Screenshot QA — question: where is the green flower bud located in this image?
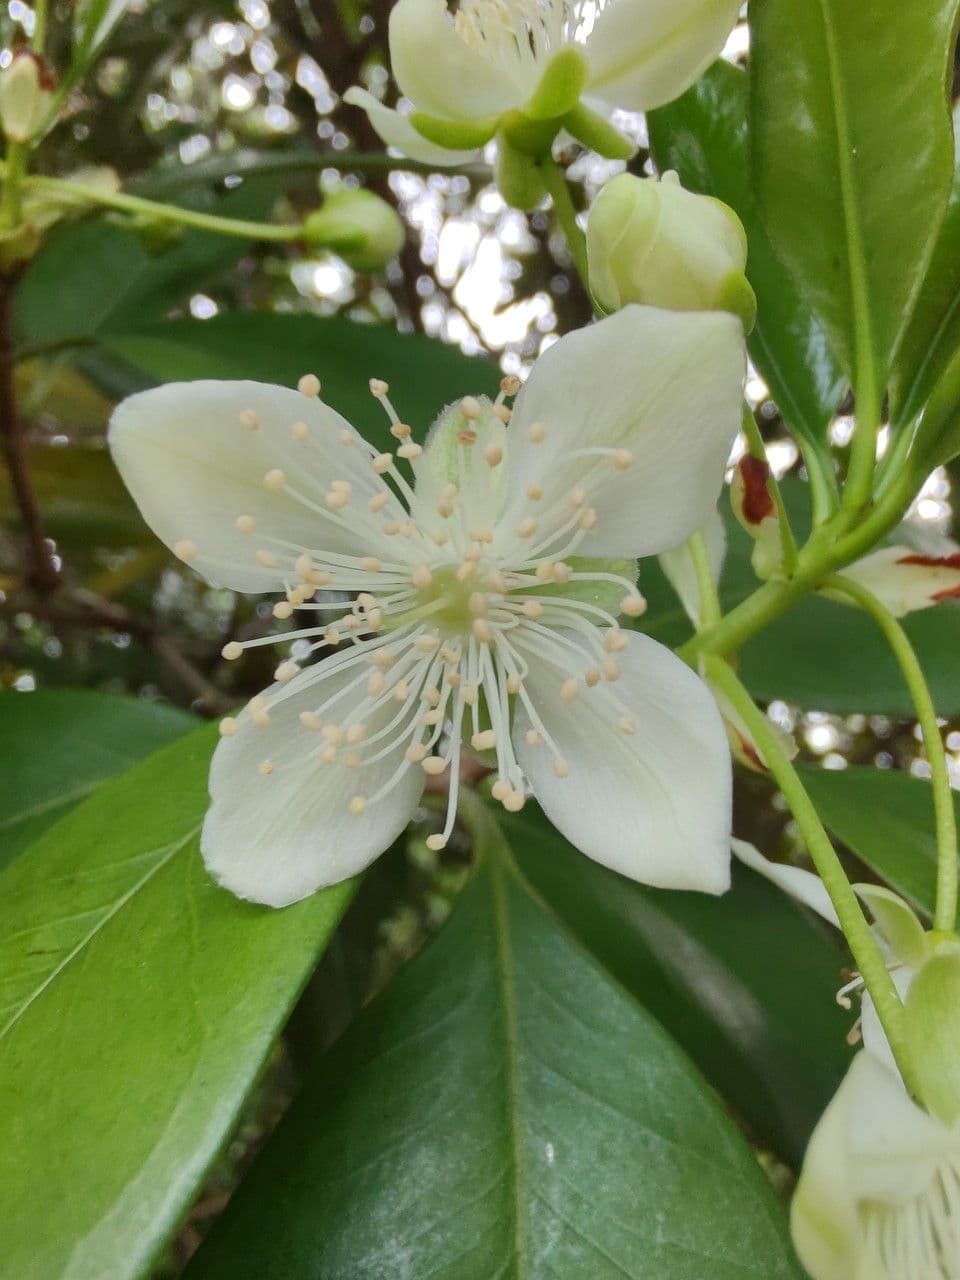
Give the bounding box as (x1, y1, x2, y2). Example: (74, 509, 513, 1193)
(0, 50, 55, 145)
(302, 188, 404, 272)
(586, 171, 756, 330)
(904, 939, 960, 1124)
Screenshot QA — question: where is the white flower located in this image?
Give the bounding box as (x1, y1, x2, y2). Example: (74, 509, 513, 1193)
(343, 0, 742, 168)
(109, 306, 744, 908)
(732, 841, 960, 1279)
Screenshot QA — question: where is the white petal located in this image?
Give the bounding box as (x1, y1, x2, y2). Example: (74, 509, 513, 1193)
(657, 510, 726, 626)
(513, 630, 731, 892)
(859, 966, 915, 1082)
(585, 0, 742, 112)
(502, 306, 745, 559)
(202, 651, 425, 907)
(731, 838, 840, 927)
(834, 543, 960, 617)
(388, 0, 521, 118)
(342, 88, 479, 167)
(109, 380, 407, 592)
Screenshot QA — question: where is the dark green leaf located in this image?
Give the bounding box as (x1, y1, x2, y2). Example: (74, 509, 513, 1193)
(891, 105, 960, 432)
(0, 688, 193, 869)
(502, 804, 850, 1169)
(190, 804, 802, 1280)
(648, 61, 845, 447)
(99, 312, 500, 447)
(800, 764, 960, 916)
(0, 725, 355, 1280)
(749, 0, 959, 406)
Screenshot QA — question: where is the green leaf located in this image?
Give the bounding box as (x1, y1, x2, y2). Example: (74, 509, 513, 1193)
(0, 724, 355, 1280)
(0, 688, 193, 869)
(648, 61, 845, 447)
(800, 764, 960, 916)
(99, 313, 500, 446)
(502, 804, 850, 1169)
(15, 176, 280, 350)
(891, 105, 960, 431)
(749, 0, 959, 407)
(189, 803, 802, 1279)
(637, 479, 960, 714)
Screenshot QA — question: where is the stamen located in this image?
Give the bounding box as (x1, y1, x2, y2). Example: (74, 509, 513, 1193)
(297, 373, 321, 397)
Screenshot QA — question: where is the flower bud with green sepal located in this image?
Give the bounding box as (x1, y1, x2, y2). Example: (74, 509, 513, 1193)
(302, 188, 405, 272)
(0, 50, 55, 145)
(586, 171, 756, 330)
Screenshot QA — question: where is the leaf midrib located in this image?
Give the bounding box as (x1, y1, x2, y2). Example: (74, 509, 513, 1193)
(0, 825, 200, 1041)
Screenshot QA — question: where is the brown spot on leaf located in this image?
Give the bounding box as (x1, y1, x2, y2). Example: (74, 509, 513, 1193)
(737, 455, 775, 525)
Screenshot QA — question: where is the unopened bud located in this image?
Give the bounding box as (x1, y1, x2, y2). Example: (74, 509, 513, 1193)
(730, 454, 781, 579)
(586, 171, 756, 330)
(0, 51, 55, 144)
(904, 941, 960, 1124)
(303, 188, 404, 271)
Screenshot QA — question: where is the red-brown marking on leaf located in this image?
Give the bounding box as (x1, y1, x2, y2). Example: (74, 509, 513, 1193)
(931, 585, 960, 603)
(897, 552, 960, 571)
(737, 455, 775, 525)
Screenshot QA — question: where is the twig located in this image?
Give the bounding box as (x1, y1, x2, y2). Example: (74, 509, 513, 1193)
(0, 275, 61, 591)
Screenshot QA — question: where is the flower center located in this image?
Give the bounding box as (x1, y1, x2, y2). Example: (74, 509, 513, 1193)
(860, 1151, 960, 1278)
(453, 0, 595, 88)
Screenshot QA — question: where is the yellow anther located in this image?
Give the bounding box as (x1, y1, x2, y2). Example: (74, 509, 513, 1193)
(240, 409, 259, 430)
(393, 679, 410, 702)
(603, 630, 628, 652)
(369, 491, 391, 513)
(620, 594, 647, 618)
(506, 674, 521, 695)
(411, 565, 433, 589)
(406, 742, 428, 763)
(526, 484, 543, 501)
(517, 517, 537, 538)
(322, 723, 344, 746)
(275, 660, 299, 682)
(291, 420, 310, 441)
(397, 442, 423, 461)
(584, 666, 601, 688)
(552, 562, 571, 584)
(602, 658, 621, 681)
(259, 759, 275, 776)
(373, 452, 393, 474)
(472, 729, 497, 751)
(619, 715, 637, 735)
(367, 671, 386, 695)
(503, 788, 525, 812)
(359, 556, 381, 573)
(500, 374, 521, 396)
(174, 539, 198, 562)
(613, 449, 633, 470)
(318, 744, 337, 764)
(390, 422, 412, 439)
(461, 395, 482, 419)
(299, 711, 322, 730)
(473, 618, 493, 643)
(560, 678, 579, 702)
(568, 486, 586, 508)
(456, 561, 477, 583)
(525, 728, 542, 746)
(413, 634, 441, 654)
(469, 591, 487, 616)
(491, 778, 511, 801)
(326, 488, 349, 509)
(256, 549, 279, 568)
(369, 377, 389, 397)
(273, 601, 294, 620)
(579, 507, 598, 531)
(422, 756, 448, 776)
(372, 650, 395, 669)
(425, 834, 447, 851)
(492, 404, 511, 423)
(552, 757, 570, 778)
(219, 717, 239, 737)
(235, 515, 255, 535)
(297, 373, 321, 397)
(349, 795, 367, 815)
(263, 468, 285, 490)
(521, 600, 543, 619)
(529, 422, 547, 443)
(222, 641, 243, 661)
(422, 684, 441, 707)
(484, 443, 503, 467)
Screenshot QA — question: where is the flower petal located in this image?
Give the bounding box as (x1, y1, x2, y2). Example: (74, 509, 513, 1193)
(513, 629, 731, 892)
(731, 838, 840, 927)
(584, 0, 742, 113)
(388, 0, 521, 119)
(109, 380, 407, 592)
(832, 543, 960, 616)
(202, 651, 425, 907)
(502, 305, 745, 559)
(657, 510, 726, 627)
(342, 88, 479, 166)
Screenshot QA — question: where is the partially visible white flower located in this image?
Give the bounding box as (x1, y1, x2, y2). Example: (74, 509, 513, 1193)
(109, 305, 745, 907)
(733, 840, 960, 1280)
(344, 0, 742, 170)
(830, 542, 960, 617)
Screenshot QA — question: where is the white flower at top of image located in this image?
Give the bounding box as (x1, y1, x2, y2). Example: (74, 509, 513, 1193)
(343, 0, 743, 168)
(109, 305, 745, 908)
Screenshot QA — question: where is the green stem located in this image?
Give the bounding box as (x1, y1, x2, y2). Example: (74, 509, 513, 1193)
(31, 0, 49, 51)
(0, 144, 27, 231)
(706, 655, 920, 1093)
(842, 385, 880, 516)
(21, 174, 306, 242)
(680, 462, 918, 663)
(826, 573, 958, 934)
(538, 159, 589, 287)
(740, 405, 800, 573)
(687, 530, 721, 628)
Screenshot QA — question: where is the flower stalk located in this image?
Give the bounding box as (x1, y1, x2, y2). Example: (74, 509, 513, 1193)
(538, 159, 589, 287)
(705, 653, 922, 1097)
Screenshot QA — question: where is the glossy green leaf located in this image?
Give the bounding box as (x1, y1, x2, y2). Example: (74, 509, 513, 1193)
(15, 176, 280, 350)
(0, 688, 193, 869)
(637, 480, 960, 714)
(800, 764, 960, 917)
(750, 0, 959, 407)
(0, 725, 355, 1280)
(892, 105, 960, 431)
(648, 61, 845, 446)
(502, 804, 850, 1169)
(190, 804, 802, 1279)
(99, 312, 500, 446)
